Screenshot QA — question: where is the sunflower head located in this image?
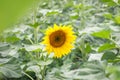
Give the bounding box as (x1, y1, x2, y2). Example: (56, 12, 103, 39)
(43, 24, 76, 58)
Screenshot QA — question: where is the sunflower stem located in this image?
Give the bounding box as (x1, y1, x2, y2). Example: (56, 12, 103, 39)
(22, 71, 34, 80)
(78, 45, 87, 62)
(33, 0, 38, 44)
(42, 66, 46, 80)
(32, 1, 45, 80)
(40, 54, 48, 80)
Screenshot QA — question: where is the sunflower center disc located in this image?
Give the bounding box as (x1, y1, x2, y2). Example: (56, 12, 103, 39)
(49, 30, 66, 47)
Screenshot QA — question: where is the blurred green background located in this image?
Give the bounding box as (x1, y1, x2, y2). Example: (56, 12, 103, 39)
(0, 0, 36, 32)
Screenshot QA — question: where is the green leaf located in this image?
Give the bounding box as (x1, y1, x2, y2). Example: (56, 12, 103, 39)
(38, 59, 53, 66)
(85, 43, 92, 53)
(91, 30, 111, 39)
(27, 65, 40, 73)
(0, 43, 11, 57)
(101, 0, 112, 2)
(46, 10, 60, 16)
(24, 44, 43, 52)
(46, 61, 107, 80)
(70, 13, 79, 19)
(101, 51, 116, 61)
(8, 49, 18, 58)
(107, 66, 120, 80)
(98, 43, 116, 52)
(39, 9, 61, 16)
(6, 36, 20, 43)
(103, 13, 113, 19)
(0, 43, 10, 51)
(101, 0, 117, 6)
(114, 16, 120, 25)
(88, 53, 103, 61)
(0, 58, 11, 65)
(0, 64, 22, 78)
(28, 22, 40, 28)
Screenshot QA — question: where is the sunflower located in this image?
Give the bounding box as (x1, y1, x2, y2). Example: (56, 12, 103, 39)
(43, 24, 76, 58)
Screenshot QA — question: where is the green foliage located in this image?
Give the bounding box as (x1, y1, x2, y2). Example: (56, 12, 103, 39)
(91, 30, 111, 39)
(46, 61, 108, 80)
(103, 13, 113, 19)
(101, 51, 116, 61)
(114, 16, 120, 25)
(0, 64, 22, 78)
(98, 43, 116, 52)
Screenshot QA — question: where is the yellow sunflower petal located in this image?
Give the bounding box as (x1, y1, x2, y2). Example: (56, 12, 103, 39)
(42, 24, 76, 58)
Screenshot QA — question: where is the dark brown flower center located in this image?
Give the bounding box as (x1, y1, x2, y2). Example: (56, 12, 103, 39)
(49, 30, 66, 47)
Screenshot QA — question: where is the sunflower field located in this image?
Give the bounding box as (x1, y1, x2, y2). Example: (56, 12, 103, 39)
(1, 0, 120, 80)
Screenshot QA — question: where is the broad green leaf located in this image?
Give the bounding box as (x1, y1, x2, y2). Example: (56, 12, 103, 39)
(74, 3, 84, 9)
(70, 13, 79, 19)
(101, 51, 116, 61)
(91, 30, 111, 39)
(114, 16, 120, 25)
(38, 59, 53, 66)
(24, 44, 43, 52)
(103, 13, 113, 19)
(46, 61, 107, 80)
(101, 0, 112, 2)
(107, 1, 117, 6)
(0, 58, 11, 65)
(6, 36, 20, 43)
(46, 10, 61, 16)
(88, 53, 103, 61)
(98, 43, 116, 52)
(107, 66, 120, 80)
(28, 22, 40, 28)
(39, 9, 61, 16)
(8, 49, 18, 58)
(101, 0, 117, 6)
(39, 9, 50, 15)
(0, 64, 22, 78)
(0, 43, 11, 57)
(27, 65, 40, 74)
(0, 43, 10, 51)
